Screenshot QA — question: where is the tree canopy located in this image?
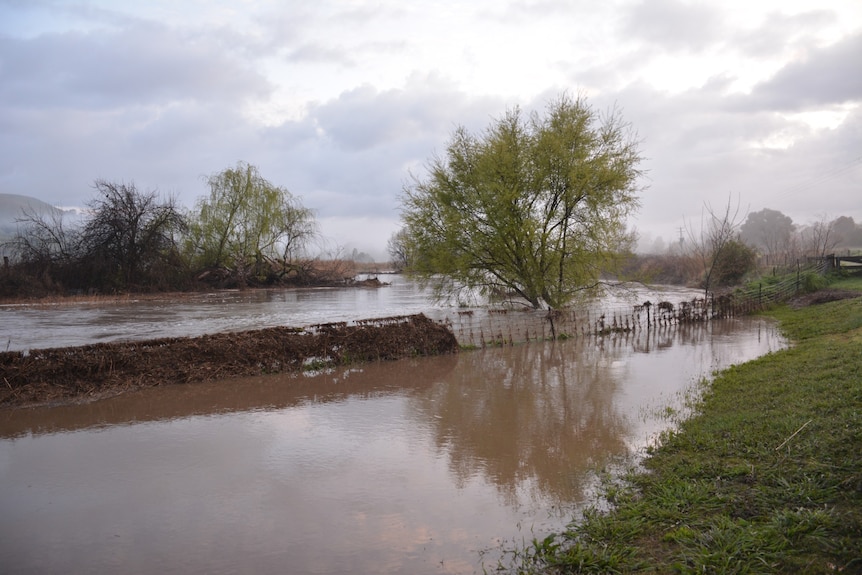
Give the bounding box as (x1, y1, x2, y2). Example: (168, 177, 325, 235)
(740, 208, 794, 258)
(399, 94, 643, 309)
(187, 162, 316, 282)
(387, 228, 412, 271)
(81, 180, 187, 289)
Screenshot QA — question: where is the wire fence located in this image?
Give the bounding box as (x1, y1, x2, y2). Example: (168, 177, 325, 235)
(310, 259, 833, 349)
(435, 298, 717, 348)
(428, 258, 833, 348)
(734, 257, 831, 308)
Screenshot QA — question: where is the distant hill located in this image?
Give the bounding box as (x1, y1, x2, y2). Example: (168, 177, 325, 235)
(0, 193, 65, 239)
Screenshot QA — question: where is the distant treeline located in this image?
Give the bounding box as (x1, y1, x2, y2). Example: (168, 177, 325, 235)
(639, 209, 862, 258)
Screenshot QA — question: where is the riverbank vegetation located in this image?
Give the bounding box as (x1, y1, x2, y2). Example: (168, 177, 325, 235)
(0, 163, 374, 299)
(505, 273, 862, 574)
(619, 208, 862, 293)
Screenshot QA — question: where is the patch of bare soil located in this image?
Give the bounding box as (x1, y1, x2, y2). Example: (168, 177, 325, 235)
(787, 289, 862, 309)
(0, 314, 458, 409)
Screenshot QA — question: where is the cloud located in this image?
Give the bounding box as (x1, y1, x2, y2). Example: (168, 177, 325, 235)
(734, 10, 837, 58)
(621, 0, 725, 52)
(595, 76, 861, 238)
(0, 23, 271, 110)
(1, 0, 860, 255)
(259, 78, 507, 218)
(286, 43, 356, 66)
(746, 32, 862, 110)
(312, 81, 475, 151)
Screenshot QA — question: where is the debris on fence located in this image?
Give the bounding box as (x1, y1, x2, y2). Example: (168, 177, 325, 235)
(444, 291, 769, 348)
(0, 314, 458, 407)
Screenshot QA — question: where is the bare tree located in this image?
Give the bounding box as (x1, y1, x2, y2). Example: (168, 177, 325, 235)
(686, 195, 748, 297)
(6, 206, 79, 270)
(798, 215, 839, 258)
(81, 180, 187, 289)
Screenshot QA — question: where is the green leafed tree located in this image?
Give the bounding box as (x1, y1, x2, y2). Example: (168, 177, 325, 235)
(711, 238, 757, 287)
(387, 227, 412, 271)
(400, 93, 643, 309)
(187, 162, 316, 283)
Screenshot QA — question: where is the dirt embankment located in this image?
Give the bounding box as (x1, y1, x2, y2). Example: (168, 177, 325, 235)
(787, 289, 862, 308)
(0, 314, 458, 409)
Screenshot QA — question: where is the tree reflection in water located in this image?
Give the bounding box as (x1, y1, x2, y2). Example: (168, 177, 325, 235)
(412, 337, 628, 509)
(410, 317, 783, 511)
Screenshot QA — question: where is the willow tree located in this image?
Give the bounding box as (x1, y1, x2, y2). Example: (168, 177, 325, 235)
(400, 94, 643, 309)
(188, 162, 316, 282)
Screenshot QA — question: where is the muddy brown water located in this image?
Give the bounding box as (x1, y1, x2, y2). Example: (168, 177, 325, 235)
(0, 275, 440, 352)
(0, 317, 785, 574)
(0, 275, 710, 352)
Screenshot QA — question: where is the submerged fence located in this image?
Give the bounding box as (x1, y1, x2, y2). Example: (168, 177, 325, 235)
(436, 297, 733, 348)
(433, 258, 832, 348)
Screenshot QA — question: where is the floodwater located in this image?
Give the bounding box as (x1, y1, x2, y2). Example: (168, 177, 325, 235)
(0, 311, 785, 574)
(0, 275, 704, 352)
(0, 275, 443, 352)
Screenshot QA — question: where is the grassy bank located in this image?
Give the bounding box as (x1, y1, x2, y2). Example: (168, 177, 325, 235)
(510, 278, 862, 574)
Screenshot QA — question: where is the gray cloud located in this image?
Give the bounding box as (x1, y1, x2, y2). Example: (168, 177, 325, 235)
(621, 0, 725, 52)
(259, 79, 507, 219)
(746, 32, 862, 110)
(480, 0, 594, 21)
(313, 83, 462, 151)
(0, 24, 271, 110)
(734, 10, 836, 58)
(286, 43, 357, 66)
(0, 0, 859, 256)
(593, 77, 861, 238)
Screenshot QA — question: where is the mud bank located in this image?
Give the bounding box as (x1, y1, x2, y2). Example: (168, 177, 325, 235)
(0, 314, 458, 408)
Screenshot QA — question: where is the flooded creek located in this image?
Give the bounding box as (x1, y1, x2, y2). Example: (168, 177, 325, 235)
(0, 275, 440, 353)
(0, 317, 786, 574)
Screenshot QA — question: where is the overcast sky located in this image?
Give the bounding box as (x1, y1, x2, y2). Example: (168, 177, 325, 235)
(1, 0, 860, 258)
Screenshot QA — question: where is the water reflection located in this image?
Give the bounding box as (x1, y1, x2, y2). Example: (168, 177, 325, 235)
(415, 341, 628, 508)
(0, 318, 785, 575)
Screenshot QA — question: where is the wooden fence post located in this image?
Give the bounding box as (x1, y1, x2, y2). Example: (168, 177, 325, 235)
(796, 260, 800, 294)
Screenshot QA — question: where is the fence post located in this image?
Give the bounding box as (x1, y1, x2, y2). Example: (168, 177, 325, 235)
(796, 260, 800, 294)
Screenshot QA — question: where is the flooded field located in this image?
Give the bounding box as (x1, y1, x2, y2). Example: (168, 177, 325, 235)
(0, 316, 785, 574)
(0, 276, 706, 352)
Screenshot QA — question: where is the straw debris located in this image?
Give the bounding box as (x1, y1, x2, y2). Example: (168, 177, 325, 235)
(0, 314, 457, 407)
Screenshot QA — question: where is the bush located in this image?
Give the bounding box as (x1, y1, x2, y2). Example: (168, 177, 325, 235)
(800, 272, 828, 293)
(712, 240, 757, 287)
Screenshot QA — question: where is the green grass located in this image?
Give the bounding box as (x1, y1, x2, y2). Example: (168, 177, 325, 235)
(828, 270, 862, 292)
(506, 282, 862, 574)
